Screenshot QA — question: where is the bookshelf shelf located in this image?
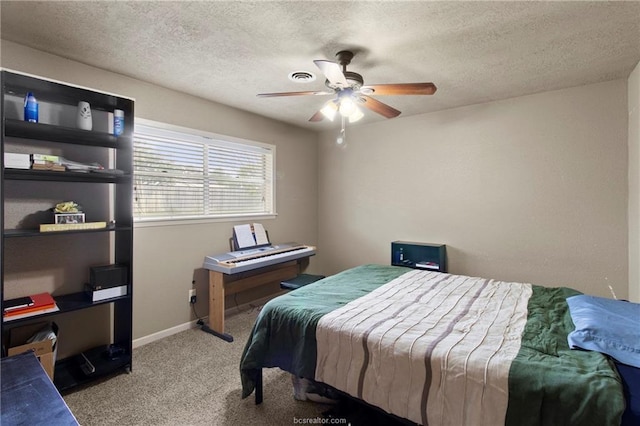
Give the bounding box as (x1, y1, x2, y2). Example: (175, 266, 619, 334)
(4, 119, 120, 148)
(3, 168, 131, 183)
(3, 225, 132, 238)
(3, 293, 130, 325)
(54, 344, 132, 392)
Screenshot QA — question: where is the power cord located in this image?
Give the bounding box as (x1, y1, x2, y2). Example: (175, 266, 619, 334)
(234, 292, 262, 315)
(191, 301, 204, 326)
(234, 293, 240, 312)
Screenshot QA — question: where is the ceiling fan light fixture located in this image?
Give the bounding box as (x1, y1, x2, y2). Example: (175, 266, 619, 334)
(320, 100, 338, 121)
(348, 106, 364, 123)
(338, 96, 357, 117)
(336, 93, 363, 123)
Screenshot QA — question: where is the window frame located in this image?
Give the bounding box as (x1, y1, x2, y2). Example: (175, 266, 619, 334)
(132, 118, 277, 227)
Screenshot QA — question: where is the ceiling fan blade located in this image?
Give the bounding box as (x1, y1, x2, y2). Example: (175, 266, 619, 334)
(257, 90, 333, 97)
(309, 110, 325, 122)
(313, 60, 348, 88)
(362, 83, 437, 96)
(359, 95, 401, 119)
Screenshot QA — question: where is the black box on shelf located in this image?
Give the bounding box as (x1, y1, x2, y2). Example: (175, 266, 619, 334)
(89, 264, 128, 290)
(391, 241, 447, 272)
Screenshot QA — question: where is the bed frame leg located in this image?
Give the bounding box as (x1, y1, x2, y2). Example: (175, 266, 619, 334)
(255, 369, 263, 405)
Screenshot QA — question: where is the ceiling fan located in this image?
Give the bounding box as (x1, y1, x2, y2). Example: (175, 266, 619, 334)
(257, 50, 437, 123)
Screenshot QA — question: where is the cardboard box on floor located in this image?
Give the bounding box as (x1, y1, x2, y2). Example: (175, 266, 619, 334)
(7, 321, 58, 381)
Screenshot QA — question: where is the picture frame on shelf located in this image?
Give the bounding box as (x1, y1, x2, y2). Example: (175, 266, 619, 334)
(54, 213, 85, 224)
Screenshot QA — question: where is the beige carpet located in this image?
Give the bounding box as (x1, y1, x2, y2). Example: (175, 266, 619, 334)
(62, 308, 332, 425)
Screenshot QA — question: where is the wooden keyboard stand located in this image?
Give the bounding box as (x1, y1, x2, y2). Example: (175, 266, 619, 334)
(204, 258, 308, 341)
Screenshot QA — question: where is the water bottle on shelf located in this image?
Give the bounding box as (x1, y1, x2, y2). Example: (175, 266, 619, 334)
(24, 92, 39, 123)
(114, 109, 124, 136)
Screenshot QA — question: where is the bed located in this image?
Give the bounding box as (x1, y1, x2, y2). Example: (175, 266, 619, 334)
(240, 264, 628, 425)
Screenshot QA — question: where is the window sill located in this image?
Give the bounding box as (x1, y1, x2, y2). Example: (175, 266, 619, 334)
(133, 214, 277, 228)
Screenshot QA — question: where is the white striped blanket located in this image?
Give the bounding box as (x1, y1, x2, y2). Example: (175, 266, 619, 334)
(315, 270, 532, 426)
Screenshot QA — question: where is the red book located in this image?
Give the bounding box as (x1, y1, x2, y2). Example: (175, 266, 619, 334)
(3, 293, 56, 317)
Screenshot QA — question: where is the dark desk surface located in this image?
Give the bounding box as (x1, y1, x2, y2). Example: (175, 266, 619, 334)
(1, 351, 79, 426)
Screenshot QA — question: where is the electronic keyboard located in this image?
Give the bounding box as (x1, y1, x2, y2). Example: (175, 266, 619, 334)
(203, 242, 315, 274)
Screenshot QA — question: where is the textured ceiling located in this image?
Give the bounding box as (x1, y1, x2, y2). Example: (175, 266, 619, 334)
(1, 1, 639, 131)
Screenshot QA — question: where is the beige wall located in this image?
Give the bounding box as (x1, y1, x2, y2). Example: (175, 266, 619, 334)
(318, 80, 629, 299)
(629, 61, 640, 303)
(1, 39, 633, 346)
(1, 41, 319, 341)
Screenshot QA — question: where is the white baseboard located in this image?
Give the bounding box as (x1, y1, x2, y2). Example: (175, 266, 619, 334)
(132, 319, 201, 349)
(132, 290, 287, 348)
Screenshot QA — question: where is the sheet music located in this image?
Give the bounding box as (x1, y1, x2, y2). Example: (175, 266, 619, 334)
(234, 224, 256, 249)
(253, 223, 269, 245)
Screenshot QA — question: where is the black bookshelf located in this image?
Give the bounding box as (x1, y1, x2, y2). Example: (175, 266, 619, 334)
(1, 70, 135, 391)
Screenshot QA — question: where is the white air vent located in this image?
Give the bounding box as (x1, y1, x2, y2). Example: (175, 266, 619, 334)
(288, 71, 316, 83)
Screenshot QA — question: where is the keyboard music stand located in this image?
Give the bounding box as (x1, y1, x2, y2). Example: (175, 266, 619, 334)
(228, 230, 271, 252)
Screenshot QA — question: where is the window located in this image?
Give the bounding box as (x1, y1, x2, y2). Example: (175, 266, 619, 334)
(133, 120, 275, 222)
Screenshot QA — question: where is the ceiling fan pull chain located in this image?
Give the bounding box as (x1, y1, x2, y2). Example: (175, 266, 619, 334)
(337, 116, 346, 145)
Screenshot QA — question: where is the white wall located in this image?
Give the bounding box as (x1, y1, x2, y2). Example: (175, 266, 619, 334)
(1, 41, 319, 341)
(318, 80, 629, 299)
(629, 61, 640, 302)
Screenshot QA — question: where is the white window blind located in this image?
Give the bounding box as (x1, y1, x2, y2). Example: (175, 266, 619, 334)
(133, 122, 274, 221)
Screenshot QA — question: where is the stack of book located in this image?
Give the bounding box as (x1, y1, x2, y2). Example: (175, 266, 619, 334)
(58, 157, 104, 172)
(3, 293, 60, 322)
(31, 154, 65, 171)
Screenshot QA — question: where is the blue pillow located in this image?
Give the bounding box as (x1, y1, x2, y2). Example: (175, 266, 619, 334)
(566, 295, 640, 368)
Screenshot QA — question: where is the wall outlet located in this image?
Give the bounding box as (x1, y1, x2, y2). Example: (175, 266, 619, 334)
(189, 289, 196, 304)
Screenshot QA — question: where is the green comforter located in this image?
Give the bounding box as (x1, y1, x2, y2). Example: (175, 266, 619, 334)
(240, 264, 625, 425)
